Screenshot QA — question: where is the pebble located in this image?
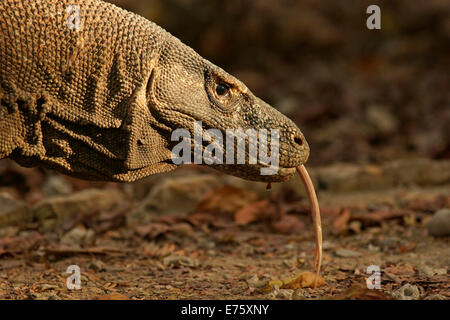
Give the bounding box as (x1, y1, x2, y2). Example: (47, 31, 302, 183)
(275, 289, 294, 300)
(426, 208, 450, 237)
(129, 175, 222, 224)
(322, 240, 336, 250)
(392, 284, 420, 300)
(335, 249, 362, 258)
(60, 227, 95, 246)
(162, 254, 199, 268)
(419, 266, 447, 277)
(42, 175, 73, 196)
(367, 244, 380, 252)
(0, 193, 32, 227)
(265, 286, 294, 300)
(33, 189, 125, 231)
(0, 226, 19, 237)
(246, 274, 270, 289)
(89, 260, 107, 272)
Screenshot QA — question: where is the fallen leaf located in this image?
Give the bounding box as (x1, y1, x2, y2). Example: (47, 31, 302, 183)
(94, 293, 130, 300)
(330, 285, 394, 300)
(332, 208, 351, 235)
(185, 212, 215, 227)
(272, 214, 304, 234)
(384, 265, 417, 276)
(197, 186, 259, 214)
(234, 200, 273, 225)
(263, 271, 325, 292)
(135, 223, 169, 239)
(351, 209, 415, 226)
(281, 271, 326, 289)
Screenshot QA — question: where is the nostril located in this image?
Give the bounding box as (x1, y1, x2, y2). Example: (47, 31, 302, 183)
(293, 135, 304, 147)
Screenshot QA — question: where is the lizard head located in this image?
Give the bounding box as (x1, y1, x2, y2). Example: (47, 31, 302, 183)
(147, 36, 309, 182)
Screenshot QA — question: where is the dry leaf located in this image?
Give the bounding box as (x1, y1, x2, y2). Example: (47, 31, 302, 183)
(234, 200, 273, 225)
(272, 214, 304, 234)
(281, 271, 326, 289)
(135, 223, 169, 239)
(197, 186, 259, 214)
(332, 208, 351, 235)
(263, 271, 325, 292)
(94, 293, 130, 300)
(351, 209, 413, 226)
(330, 285, 394, 300)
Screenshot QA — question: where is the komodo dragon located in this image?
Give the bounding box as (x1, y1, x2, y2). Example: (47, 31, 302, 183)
(0, 0, 322, 284)
(0, 0, 309, 183)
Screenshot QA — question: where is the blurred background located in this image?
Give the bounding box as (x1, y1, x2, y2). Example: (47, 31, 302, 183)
(111, 0, 450, 166)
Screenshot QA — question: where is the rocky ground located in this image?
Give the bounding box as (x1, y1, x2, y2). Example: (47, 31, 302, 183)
(0, 158, 448, 300)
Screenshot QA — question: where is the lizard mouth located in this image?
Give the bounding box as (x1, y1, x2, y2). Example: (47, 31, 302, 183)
(260, 163, 298, 180)
(154, 110, 304, 181)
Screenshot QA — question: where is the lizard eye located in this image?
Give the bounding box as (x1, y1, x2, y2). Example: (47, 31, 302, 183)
(215, 83, 230, 97)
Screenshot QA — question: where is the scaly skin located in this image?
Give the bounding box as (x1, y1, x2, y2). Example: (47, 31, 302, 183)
(0, 0, 309, 183)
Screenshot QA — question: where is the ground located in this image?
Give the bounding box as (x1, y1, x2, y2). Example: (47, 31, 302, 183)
(0, 159, 448, 300)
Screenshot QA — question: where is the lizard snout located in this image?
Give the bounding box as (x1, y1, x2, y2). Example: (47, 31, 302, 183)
(281, 127, 310, 167)
(293, 134, 305, 147)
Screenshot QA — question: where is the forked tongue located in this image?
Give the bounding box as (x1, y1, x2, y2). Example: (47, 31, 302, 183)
(297, 165, 323, 288)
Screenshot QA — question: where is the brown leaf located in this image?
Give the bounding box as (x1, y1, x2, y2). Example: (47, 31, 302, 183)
(197, 186, 259, 214)
(234, 200, 273, 225)
(330, 285, 394, 300)
(272, 214, 304, 234)
(94, 293, 130, 300)
(384, 265, 417, 276)
(281, 271, 326, 289)
(135, 223, 169, 239)
(351, 209, 414, 226)
(185, 212, 215, 227)
(332, 208, 351, 235)
(143, 242, 176, 258)
(264, 271, 325, 292)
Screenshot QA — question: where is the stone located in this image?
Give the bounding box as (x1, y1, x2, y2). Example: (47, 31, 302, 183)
(162, 254, 199, 268)
(60, 227, 95, 246)
(313, 163, 390, 193)
(384, 158, 450, 187)
(366, 105, 398, 135)
(89, 260, 107, 272)
(419, 265, 448, 277)
(335, 249, 362, 258)
(0, 192, 32, 227)
(129, 174, 223, 224)
(0, 226, 19, 237)
(312, 159, 450, 193)
(42, 175, 73, 196)
(246, 274, 271, 289)
(127, 167, 278, 225)
(426, 208, 450, 237)
(33, 189, 125, 231)
(275, 289, 294, 300)
(265, 285, 294, 300)
(392, 284, 420, 300)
